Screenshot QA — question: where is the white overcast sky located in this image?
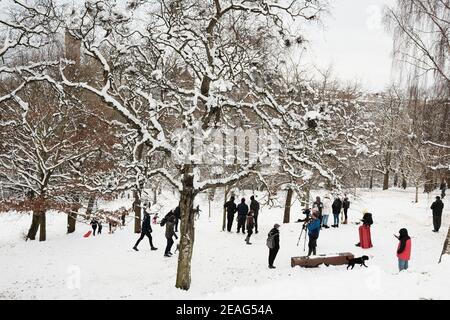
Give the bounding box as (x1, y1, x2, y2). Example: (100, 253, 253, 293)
(303, 0, 397, 92)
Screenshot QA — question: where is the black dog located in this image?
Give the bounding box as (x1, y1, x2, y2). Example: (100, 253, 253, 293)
(346, 256, 369, 269)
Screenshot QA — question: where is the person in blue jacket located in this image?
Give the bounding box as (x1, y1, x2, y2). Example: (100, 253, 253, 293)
(307, 210, 321, 256)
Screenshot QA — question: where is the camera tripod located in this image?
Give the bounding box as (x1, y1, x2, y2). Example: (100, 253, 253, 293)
(297, 224, 308, 252)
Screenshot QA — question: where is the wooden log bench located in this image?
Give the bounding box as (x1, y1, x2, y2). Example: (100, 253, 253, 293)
(291, 252, 355, 268)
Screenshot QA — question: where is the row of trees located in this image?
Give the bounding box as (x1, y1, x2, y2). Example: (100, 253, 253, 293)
(0, 0, 448, 289)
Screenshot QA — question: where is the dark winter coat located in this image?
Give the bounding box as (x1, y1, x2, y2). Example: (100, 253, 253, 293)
(237, 202, 249, 217)
(173, 206, 181, 219)
(343, 198, 350, 210)
(246, 214, 255, 230)
(268, 228, 280, 249)
(332, 198, 343, 215)
(362, 213, 373, 226)
(224, 200, 237, 215)
(313, 201, 323, 215)
(165, 219, 177, 239)
(250, 199, 260, 216)
(431, 199, 444, 216)
(142, 213, 152, 233)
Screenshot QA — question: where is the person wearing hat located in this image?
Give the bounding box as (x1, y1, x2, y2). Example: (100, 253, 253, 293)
(268, 224, 280, 269)
(307, 210, 321, 256)
(430, 196, 444, 232)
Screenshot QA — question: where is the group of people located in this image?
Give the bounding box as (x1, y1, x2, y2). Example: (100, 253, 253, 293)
(224, 195, 260, 245)
(90, 216, 123, 235)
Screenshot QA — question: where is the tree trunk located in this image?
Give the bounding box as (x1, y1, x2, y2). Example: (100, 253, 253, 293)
(415, 184, 419, 203)
(283, 188, 293, 224)
(393, 172, 398, 187)
(369, 170, 374, 189)
(133, 190, 142, 234)
(39, 211, 46, 241)
(222, 186, 229, 231)
(85, 195, 96, 220)
(402, 175, 407, 189)
(176, 166, 195, 290)
(383, 170, 389, 190)
(153, 188, 157, 205)
(439, 225, 450, 263)
(27, 211, 40, 240)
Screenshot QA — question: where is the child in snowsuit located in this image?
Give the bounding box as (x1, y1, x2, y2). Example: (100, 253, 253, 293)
(396, 228, 411, 272)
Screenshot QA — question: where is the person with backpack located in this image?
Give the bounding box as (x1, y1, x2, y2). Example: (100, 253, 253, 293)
(267, 224, 280, 269)
(342, 195, 350, 224)
(164, 215, 178, 257)
(133, 211, 158, 251)
(90, 218, 98, 236)
(250, 195, 260, 234)
(332, 196, 343, 228)
(430, 196, 444, 232)
(245, 210, 255, 245)
(237, 198, 249, 234)
(396, 228, 412, 272)
(224, 196, 237, 232)
(307, 210, 321, 256)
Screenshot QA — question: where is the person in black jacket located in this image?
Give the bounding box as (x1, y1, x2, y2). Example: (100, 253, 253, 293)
(173, 206, 181, 232)
(237, 198, 249, 234)
(90, 218, 98, 236)
(431, 196, 444, 232)
(342, 196, 350, 224)
(250, 195, 260, 233)
(332, 197, 343, 228)
(268, 224, 280, 269)
(133, 211, 158, 251)
(224, 196, 237, 232)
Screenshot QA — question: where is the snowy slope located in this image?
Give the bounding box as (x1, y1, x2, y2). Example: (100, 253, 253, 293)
(0, 188, 449, 300)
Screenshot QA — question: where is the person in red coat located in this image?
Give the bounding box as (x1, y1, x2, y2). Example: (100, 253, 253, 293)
(396, 228, 411, 272)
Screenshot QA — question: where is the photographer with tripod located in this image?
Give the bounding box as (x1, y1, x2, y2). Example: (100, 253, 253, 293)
(297, 209, 321, 256)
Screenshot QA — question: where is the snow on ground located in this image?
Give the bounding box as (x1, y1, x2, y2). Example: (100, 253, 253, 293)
(0, 188, 449, 300)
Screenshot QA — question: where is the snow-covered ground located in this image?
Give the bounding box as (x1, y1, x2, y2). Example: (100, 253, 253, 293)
(0, 188, 449, 300)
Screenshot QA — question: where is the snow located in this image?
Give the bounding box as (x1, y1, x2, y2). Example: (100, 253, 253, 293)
(0, 188, 449, 300)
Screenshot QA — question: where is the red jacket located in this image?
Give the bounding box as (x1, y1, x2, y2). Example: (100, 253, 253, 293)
(397, 239, 412, 261)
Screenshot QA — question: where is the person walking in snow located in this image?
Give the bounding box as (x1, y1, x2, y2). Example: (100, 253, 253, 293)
(431, 196, 444, 232)
(321, 194, 332, 229)
(396, 228, 412, 272)
(267, 224, 280, 269)
(97, 219, 103, 235)
(250, 195, 260, 234)
(224, 196, 237, 232)
(237, 198, 249, 234)
(342, 195, 350, 224)
(245, 210, 255, 245)
(90, 218, 98, 236)
(307, 210, 321, 256)
(133, 211, 158, 251)
(332, 196, 343, 228)
(312, 196, 324, 225)
(164, 215, 178, 257)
